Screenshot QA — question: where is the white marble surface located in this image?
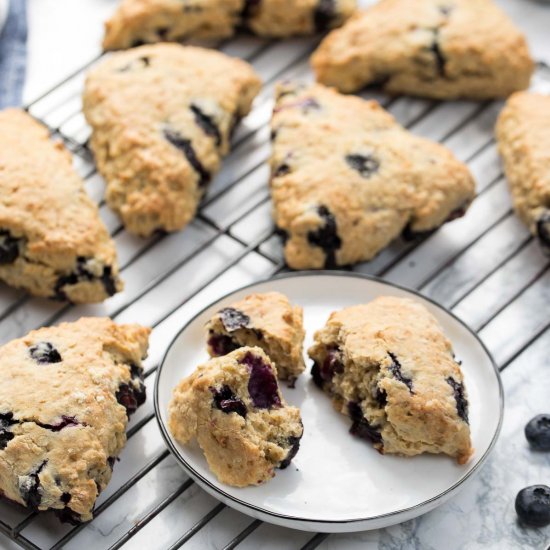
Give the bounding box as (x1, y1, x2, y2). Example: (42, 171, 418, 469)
(0, 1, 549, 549)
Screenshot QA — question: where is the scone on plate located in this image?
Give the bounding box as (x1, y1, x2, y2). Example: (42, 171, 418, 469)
(83, 44, 261, 237)
(0, 318, 150, 523)
(168, 347, 303, 487)
(206, 292, 305, 383)
(496, 92, 550, 252)
(311, 0, 533, 99)
(270, 82, 476, 269)
(0, 109, 123, 303)
(103, 0, 357, 50)
(308, 296, 473, 464)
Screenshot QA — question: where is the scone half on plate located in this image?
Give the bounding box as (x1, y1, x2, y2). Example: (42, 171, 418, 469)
(206, 291, 306, 383)
(308, 296, 473, 464)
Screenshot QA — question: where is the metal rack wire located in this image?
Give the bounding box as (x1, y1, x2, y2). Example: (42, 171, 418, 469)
(0, 33, 549, 549)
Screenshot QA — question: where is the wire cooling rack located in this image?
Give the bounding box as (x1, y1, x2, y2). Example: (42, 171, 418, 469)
(0, 32, 549, 550)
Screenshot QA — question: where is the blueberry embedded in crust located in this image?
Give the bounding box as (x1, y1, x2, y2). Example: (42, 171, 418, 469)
(218, 307, 251, 332)
(279, 431, 303, 469)
(0, 412, 16, 450)
(208, 332, 240, 356)
(446, 376, 469, 423)
(115, 364, 146, 418)
(239, 351, 281, 409)
(19, 460, 48, 509)
(190, 104, 222, 147)
(307, 205, 342, 268)
(29, 342, 62, 364)
(210, 385, 247, 418)
(314, 0, 337, 32)
(241, 0, 261, 19)
(348, 401, 383, 445)
(273, 97, 321, 114)
(163, 127, 210, 187)
(345, 153, 380, 179)
(387, 352, 414, 393)
(429, 28, 447, 77)
(536, 211, 550, 250)
(0, 230, 21, 264)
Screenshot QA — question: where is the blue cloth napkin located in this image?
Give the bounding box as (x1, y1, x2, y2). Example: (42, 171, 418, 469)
(0, 0, 28, 109)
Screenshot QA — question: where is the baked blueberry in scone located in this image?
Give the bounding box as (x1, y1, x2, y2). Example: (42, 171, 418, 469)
(496, 92, 550, 253)
(102, 0, 357, 50)
(308, 296, 473, 464)
(270, 82, 476, 269)
(206, 292, 305, 383)
(0, 109, 123, 303)
(0, 318, 150, 523)
(83, 44, 261, 237)
(311, 0, 533, 99)
(168, 347, 303, 487)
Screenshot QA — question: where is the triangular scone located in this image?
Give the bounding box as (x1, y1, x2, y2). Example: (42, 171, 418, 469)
(270, 82, 476, 269)
(103, 0, 357, 50)
(206, 292, 306, 382)
(311, 0, 533, 99)
(0, 109, 123, 303)
(0, 318, 150, 523)
(83, 44, 261, 237)
(496, 92, 550, 253)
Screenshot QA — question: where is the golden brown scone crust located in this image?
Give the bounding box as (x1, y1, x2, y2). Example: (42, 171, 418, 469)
(206, 292, 305, 382)
(168, 347, 303, 487)
(308, 296, 473, 464)
(103, 0, 357, 50)
(0, 318, 150, 522)
(0, 109, 123, 303)
(270, 82, 476, 269)
(496, 92, 550, 251)
(311, 0, 533, 99)
(83, 44, 261, 237)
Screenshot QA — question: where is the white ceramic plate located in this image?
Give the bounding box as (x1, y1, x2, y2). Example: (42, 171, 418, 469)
(155, 272, 503, 533)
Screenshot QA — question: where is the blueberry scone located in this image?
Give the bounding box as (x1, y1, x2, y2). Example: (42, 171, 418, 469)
(103, 0, 357, 50)
(83, 44, 261, 237)
(0, 318, 150, 523)
(311, 0, 533, 99)
(206, 292, 305, 383)
(496, 92, 550, 253)
(168, 347, 303, 486)
(308, 297, 473, 464)
(271, 82, 476, 269)
(0, 109, 123, 302)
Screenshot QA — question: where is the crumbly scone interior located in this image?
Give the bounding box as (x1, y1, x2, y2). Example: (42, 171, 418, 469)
(168, 347, 303, 486)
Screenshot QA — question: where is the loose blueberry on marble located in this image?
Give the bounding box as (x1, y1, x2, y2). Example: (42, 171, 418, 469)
(345, 153, 380, 179)
(219, 307, 251, 332)
(240, 351, 281, 409)
(29, 342, 62, 364)
(446, 376, 469, 423)
(515, 485, 550, 527)
(210, 385, 247, 418)
(0, 230, 20, 264)
(525, 414, 550, 451)
(307, 205, 342, 267)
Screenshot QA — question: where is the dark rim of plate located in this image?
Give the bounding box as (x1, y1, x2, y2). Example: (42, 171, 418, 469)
(154, 270, 504, 527)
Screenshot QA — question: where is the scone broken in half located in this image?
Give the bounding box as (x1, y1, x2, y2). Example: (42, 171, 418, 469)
(206, 292, 306, 383)
(0, 318, 150, 523)
(169, 347, 303, 487)
(0, 109, 123, 303)
(311, 0, 533, 99)
(308, 296, 473, 464)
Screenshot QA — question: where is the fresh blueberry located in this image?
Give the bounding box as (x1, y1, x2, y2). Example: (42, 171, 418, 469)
(348, 402, 383, 444)
(0, 230, 20, 264)
(525, 414, 550, 451)
(218, 307, 251, 332)
(307, 205, 342, 268)
(279, 431, 302, 469)
(240, 352, 281, 409)
(314, 0, 336, 32)
(29, 342, 62, 364)
(388, 352, 414, 393)
(536, 211, 550, 249)
(0, 412, 16, 450)
(208, 332, 239, 356)
(19, 460, 47, 509)
(163, 128, 210, 187)
(190, 104, 222, 147)
(210, 385, 247, 418)
(515, 485, 550, 527)
(345, 153, 380, 179)
(446, 376, 469, 423)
